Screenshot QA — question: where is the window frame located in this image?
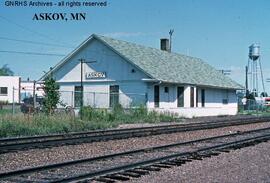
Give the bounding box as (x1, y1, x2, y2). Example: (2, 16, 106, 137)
(164, 86, 169, 93)
(0, 87, 8, 96)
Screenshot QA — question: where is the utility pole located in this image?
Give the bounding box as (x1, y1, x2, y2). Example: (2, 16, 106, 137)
(245, 66, 249, 96)
(33, 80, 36, 113)
(79, 58, 84, 111)
(79, 58, 96, 119)
(12, 87, 15, 115)
(169, 29, 174, 53)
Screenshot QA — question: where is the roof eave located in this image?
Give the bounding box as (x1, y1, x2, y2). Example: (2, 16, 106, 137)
(159, 80, 243, 90)
(39, 34, 95, 81)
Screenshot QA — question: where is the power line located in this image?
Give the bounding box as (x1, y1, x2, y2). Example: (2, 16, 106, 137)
(0, 50, 65, 57)
(0, 36, 75, 48)
(0, 15, 74, 47)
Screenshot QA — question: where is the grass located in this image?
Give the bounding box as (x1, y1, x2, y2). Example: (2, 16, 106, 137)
(0, 105, 181, 138)
(238, 105, 270, 116)
(0, 109, 12, 115)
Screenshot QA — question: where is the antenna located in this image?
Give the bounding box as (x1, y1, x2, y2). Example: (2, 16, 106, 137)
(169, 29, 174, 53)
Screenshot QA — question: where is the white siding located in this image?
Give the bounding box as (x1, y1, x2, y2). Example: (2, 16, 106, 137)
(0, 76, 20, 103)
(54, 39, 150, 108)
(54, 39, 149, 83)
(58, 81, 147, 108)
(148, 85, 238, 118)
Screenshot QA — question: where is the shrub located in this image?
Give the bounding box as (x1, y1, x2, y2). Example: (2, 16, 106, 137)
(43, 77, 60, 114)
(0, 105, 180, 137)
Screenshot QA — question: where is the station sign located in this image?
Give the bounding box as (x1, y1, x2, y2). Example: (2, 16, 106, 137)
(85, 72, 106, 79)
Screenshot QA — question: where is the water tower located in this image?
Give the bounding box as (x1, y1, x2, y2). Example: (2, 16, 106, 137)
(247, 43, 265, 97)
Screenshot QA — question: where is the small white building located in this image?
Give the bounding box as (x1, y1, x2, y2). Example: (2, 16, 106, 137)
(0, 76, 44, 104)
(40, 34, 243, 117)
(0, 76, 20, 103)
(21, 80, 44, 102)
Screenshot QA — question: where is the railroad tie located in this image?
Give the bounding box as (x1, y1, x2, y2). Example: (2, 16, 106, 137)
(104, 174, 130, 181)
(128, 169, 150, 175)
(152, 164, 172, 168)
(119, 172, 141, 178)
(159, 161, 182, 166)
(189, 154, 203, 160)
(207, 151, 220, 156)
(196, 152, 213, 157)
(140, 166, 161, 171)
(216, 149, 230, 153)
(177, 157, 192, 162)
(94, 177, 116, 183)
(168, 159, 186, 166)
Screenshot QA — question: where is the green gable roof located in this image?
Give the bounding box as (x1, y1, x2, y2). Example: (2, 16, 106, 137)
(41, 34, 243, 90)
(94, 34, 243, 89)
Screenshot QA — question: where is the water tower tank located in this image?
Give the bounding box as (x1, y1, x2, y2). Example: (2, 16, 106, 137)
(249, 44, 260, 60)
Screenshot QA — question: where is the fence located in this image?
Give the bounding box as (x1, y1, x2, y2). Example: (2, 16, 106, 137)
(3, 87, 270, 115)
(238, 98, 270, 115)
(59, 91, 147, 109)
(1, 88, 147, 115)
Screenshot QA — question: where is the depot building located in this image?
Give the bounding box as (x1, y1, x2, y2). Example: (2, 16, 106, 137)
(40, 34, 243, 117)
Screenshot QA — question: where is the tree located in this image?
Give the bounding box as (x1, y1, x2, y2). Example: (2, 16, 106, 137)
(43, 76, 60, 114)
(0, 64, 14, 76)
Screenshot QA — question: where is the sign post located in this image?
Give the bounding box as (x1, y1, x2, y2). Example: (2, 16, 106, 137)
(78, 59, 97, 119)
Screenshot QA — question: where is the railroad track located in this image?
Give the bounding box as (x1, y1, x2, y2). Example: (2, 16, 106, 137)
(0, 116, 270, 153)
(0, 127, 270, 183)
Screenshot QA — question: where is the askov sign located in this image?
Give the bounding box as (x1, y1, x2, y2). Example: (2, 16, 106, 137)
(85, 72, 106, 79)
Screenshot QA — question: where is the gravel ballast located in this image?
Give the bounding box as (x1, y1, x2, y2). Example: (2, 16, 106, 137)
(129, 141, 270, 183)
(1, 122, 270, 173)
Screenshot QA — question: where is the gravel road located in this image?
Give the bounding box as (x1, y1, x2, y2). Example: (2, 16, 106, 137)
(129, 141, 270, 183)
(1, 122, 270, 174)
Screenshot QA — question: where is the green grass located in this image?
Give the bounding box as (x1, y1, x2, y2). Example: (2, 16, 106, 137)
(238, 105, 270, 116)
(0, 109, 12, 115)
(0, 105, 181, 138)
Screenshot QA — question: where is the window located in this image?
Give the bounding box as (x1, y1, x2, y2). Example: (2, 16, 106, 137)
(154, 85, 159, 108)
(110, 85, 119, 107)
(177, 87, 184, 107)
(222, 99, 228, 104)
(0, 87, 8, 95)
(74, 86, 83, 108)
(164, 86, 169, 93)
(190, 87, 194, 107)
(201, 89, 205, 107)
(222, 90, 229, 104)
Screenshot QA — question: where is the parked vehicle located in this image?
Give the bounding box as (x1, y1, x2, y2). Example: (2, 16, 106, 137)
(264, 97, 270, 106)
(20, 97, 44, 113)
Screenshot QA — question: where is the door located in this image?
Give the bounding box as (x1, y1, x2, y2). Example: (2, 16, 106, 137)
(177, 87, 184, 107)
(201, 89, 205, 107)
(190, 87, 194, 107)
(110, 85, 119, 107)
(154, 85, 159, 108)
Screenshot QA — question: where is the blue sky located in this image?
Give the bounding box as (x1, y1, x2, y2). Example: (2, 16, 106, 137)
(1, 0, 270, 92)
